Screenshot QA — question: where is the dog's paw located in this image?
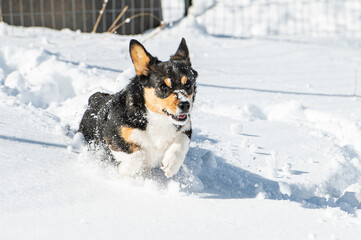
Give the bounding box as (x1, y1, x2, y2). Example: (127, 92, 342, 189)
(161, 152, 184, 178)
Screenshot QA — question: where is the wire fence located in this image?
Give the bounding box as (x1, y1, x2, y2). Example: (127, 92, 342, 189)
(1, 0, 361, 40)
(201, 0, 361, 39)
(0, 0, 163, 34)
(163, 0, 361, 42)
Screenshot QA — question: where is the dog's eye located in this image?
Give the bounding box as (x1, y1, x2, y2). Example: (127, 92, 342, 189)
(159, 83, 169, 93)
(184, 81, 192, 90)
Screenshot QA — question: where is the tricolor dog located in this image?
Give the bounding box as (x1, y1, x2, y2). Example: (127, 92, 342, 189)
(79, 38, 198, 178)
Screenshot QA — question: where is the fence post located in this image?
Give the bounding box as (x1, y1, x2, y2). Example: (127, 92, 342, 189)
(0, 2, 3, 22)
(184, 0, 192, 16)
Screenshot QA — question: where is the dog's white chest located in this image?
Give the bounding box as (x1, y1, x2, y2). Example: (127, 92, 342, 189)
(130, 110, 185, 168)
(113, 110, 191, 177)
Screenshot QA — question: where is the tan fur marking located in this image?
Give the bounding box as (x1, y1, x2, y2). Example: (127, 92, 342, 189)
(144, 88, 180, 115)
(120, 126, 134, 143)
(181, 76, 188, 85)
(130, 144, 140, 152)
(130, 45, 150, 76)
(164, 78, 172, 88)
(120, 126, 140, 152)
(115, 127, 140, 153)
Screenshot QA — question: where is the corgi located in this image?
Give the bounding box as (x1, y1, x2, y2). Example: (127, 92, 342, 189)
(79, 38, 198, 178)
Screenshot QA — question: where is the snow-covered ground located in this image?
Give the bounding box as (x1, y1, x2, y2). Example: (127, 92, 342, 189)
(1, 13, 361, 239)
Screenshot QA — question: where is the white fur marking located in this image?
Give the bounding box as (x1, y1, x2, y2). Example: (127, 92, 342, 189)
(174, 90, 192, 117)
(112, 150, 145, 177)
(111, 108, 191, 177)
(130, 110, 191, 176)
(161, 133, 190, 178)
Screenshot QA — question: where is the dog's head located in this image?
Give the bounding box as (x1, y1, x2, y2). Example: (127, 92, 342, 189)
(129, 38, 198, 125)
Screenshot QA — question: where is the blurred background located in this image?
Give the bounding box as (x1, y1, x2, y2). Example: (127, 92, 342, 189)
(0, 0, 361, 42)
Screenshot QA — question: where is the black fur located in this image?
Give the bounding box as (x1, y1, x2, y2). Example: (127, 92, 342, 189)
(79, 38, 197, 161)
(79, 80, 147, 154)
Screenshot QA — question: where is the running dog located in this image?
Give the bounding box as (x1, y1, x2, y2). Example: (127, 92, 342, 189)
(79, 38, 198, 178)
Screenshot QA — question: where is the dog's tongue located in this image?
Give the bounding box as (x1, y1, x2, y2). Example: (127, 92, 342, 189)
(177, 114, 186, 120)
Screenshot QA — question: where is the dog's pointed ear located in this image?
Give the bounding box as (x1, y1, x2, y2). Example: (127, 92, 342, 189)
(129, 39, 154, 76)
(171, 38, 190, 61)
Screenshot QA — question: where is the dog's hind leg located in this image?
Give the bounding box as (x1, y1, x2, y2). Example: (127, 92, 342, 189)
(87, 92, 111, 108)
(79, 92, 111, 142)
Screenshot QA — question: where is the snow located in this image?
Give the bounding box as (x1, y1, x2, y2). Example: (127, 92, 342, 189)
(193, 0, 361, 40)
(1, 10, 361, 239)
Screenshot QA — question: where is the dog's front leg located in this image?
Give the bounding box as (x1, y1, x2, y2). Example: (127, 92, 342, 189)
(161, 133, 190, 178)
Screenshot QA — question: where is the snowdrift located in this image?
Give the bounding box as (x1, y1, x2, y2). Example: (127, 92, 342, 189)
(1, 16, 361, 239)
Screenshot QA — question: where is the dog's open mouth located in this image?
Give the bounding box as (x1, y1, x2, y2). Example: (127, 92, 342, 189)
(163, 110, 189, 122)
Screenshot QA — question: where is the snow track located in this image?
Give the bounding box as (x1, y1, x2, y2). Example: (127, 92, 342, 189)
(1, 21, 361, 239)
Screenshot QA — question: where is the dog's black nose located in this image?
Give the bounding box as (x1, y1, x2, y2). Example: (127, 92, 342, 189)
(178, 101, 190, 112)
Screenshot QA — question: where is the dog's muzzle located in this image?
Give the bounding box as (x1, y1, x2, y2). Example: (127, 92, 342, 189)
(178, 101, 190, 113)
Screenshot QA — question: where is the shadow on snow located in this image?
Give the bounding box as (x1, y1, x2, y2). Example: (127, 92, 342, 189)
(198, 83, 361, 98)
(182, 131, 361, 214)
(2, 131, 359, 214)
